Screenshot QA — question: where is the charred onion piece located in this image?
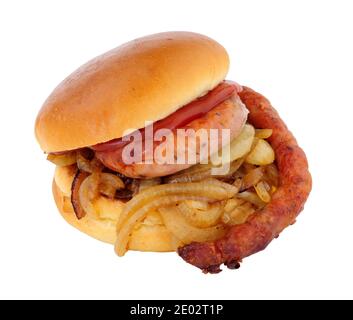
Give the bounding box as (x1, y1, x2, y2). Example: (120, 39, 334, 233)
(115, 189, 134, 200)
(178, 87, 312, 273)
(127, 179, 140, 196)
(77, 151, 104, 173)
(71, 171, 89, 219)
(99, 173, 125, 199)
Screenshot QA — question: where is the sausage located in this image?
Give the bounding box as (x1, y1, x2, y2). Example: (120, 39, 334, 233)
(178, 86, 312, 273)
(96, 95, 248, 178)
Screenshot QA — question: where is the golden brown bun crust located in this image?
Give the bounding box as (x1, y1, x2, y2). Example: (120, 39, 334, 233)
(36, 32, 229, 152)
(52, 179, 180, 252)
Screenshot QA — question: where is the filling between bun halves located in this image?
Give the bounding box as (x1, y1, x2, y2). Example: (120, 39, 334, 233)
(36, 32, 311, 273)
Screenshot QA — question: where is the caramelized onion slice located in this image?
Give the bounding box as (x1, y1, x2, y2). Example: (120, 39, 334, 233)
(78, 172, 100, 217)
(178, 201, 224, 228)
(159, 206, 226, 244)
(115, 189, 134, 200)
(246, 139, 275, 165)
(184, 200, 209, 211)
(116, 181, 236, 231)
(254, 181, 271, 203)
(77, 151, 103, 173)
(223, 198, 245, 212)
(165, 157, 244, 184)
(115, 195, 216, 256)
(164, 164, 212, 183)
(212, 157, 244, 178)
(47, 152, 76, 166)
(241, 166, 265, 190)
(71, 171, 89, 219)
(222, 202, 255, 225)
(265, 163, 279, 188)
(139, 178, 162, 192)
(255, 129, 273, 139)
(204, 178, 240, 195)
(237, 191, 266, 208)
(99, 173, 125, 198)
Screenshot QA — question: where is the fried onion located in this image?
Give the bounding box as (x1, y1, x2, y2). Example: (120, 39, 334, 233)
(237, 191, 266, 208)
(178, 201, 224, 228)
(115, 195, 220, 256)
(115, 180, 238, 256)
(159, 206, 226, 244)
(116, 181, 237, 231)
(99, 173, 125, 199)
(47, 152, 76, 166)
(222, 202, 255, 225)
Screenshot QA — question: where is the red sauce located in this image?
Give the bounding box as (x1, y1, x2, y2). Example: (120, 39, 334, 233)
(92, 81, 242, 153)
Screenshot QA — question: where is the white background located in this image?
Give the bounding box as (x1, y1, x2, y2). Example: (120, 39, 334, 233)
(0, 0, 352, 300)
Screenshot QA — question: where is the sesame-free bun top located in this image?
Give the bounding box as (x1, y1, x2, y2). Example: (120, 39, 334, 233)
(35, 31, 230, 152)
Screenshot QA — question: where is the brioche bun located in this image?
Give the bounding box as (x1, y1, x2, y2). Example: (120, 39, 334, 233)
(35, 31, 229, 152)
(53, 166, 180, 251)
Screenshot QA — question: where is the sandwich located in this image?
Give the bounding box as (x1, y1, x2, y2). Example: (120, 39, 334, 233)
(35, 31, 312, 273)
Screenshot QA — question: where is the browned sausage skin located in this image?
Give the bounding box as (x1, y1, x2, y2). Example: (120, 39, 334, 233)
(178, 87, 312, 273)
(96, 95, 248, 178)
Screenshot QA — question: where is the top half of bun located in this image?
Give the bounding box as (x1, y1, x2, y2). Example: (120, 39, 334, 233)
(35, 31, 230, 152)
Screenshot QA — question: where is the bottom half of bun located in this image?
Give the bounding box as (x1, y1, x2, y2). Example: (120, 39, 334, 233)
(52, 166, 180, 252)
